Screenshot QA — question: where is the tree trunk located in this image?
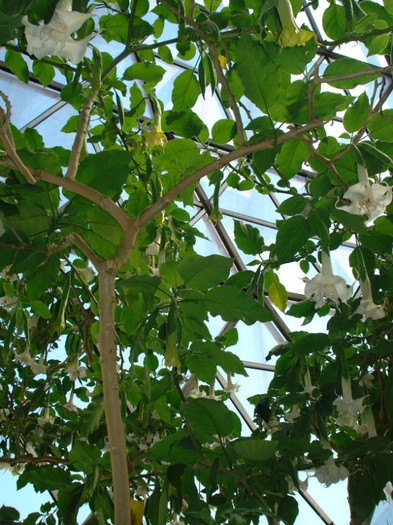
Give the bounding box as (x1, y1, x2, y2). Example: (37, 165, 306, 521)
(98, 267, 130, 525)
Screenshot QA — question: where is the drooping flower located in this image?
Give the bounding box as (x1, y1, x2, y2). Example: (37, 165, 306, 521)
(337, 164, 392, 221)
(0, 295, 18, 311)
(314, 456, 349, 487)
(304, 251, 351, 309)
(66, 362, 86, 381)
(143, 96, 167, 150)
(301, 368, 318, 398)
(333, 376, 364, 428)
(276, 0, 314, 48)
(22, 0, 94, 65)
(285, 404, 301, 423)
(356, 275, 385, 321)
(144, 125, 167, 150)
(224, 372, 239, 393)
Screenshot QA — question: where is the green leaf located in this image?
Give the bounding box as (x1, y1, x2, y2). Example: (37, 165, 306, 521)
(157, 45, 173, 64)
(368, 110, 393, 142)
(323, 58, 379, 89)
(17, 467, 70, 493)
(123, 62, 165, 84)
(182, 398, 240, 439)
(76, 150, 132, 200)
(231, 438, 278, 461)
(268, 281, 288, 312)
(69, 440, 101, 473)
(211, 119, 237, 144)
(119, 275, 161, 296)
(0, 14, 22, 44)
(79, 397, 104, 437)
(343, 92, 371, 133)
(309, 174, 331, 197)
(233, 220, 265, 255)
(32, 61, 55, 88)
(275, 216, 310, 263)
(276, 140, 309, 179)
(358, 141, 393, 168)
(185, 341, 246, 384)
(178, 254, 233, 290)
(322, 3, 346, 39)
(204, 285, 273, 324)
(204, 0, 221, 10)
(30, 300, 52, 319)
(276, 196, 308, 215)
(164, 110, 206, 139)
(236, 33, 280, 111)
(278, 495, 299, 525)
(333, 209, 368, 234)
(172, 70, 200, 110)
(5, 49, 29, 83)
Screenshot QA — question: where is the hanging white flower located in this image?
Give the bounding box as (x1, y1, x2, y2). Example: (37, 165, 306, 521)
(304, 251, 351, 309)
(356, 276, 385, 321)
(224, 372, 239, 393)
(22, 0, 94, 64)
(333, 377, 364, 428)
(336, 164, 392, 221)
(285, 404, 301, 423)
(314, 456, 349, 487)
(0, 295, 18, 311)
(66, 362, 86, 381)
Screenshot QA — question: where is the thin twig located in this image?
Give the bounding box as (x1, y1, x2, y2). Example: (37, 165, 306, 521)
(0, 90, 36, 184)
(137, 119, 324, 227)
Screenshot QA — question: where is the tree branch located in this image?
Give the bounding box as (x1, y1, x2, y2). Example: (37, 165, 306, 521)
(65, 87, 99, 180)
(137, 119, 324, 228)
(0, 90, 36, 184)
(0, 158, 133, 232)
(66, 233, 102, 269)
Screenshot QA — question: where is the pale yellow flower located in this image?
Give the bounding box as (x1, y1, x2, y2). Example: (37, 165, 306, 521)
(276, 0, 314, 48)
(144, 125, 167, 150)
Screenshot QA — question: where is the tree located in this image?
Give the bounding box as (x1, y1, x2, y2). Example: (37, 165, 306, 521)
(1, 0, 393, 524)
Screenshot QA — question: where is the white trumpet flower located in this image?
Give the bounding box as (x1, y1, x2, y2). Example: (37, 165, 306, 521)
(23, 0, 94, 64)
(314, 456, 349, 487)
(304, 251, 351, 309)
(337, 164, 392, 221)
(356, 275, 385, 321)
(333, 376, 364, 428)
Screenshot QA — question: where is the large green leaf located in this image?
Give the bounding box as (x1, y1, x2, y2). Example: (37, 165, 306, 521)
(185, 340, 246, 384)
(76, 150, 133, 200)
(164, 110, 206, 139)
(182, 398, 240, 439)
(233, 220, 265, 255)
(236, 33, 280, 111)
(172, 70, 200, 110)
(276, 140, 309, 179)
(231, 438, 278, 462)
(368, 110, 393, 142)
(123, 62, 166, 84)
(178, 254, 233, 290)
(275, 216, 310, 263)
(323, 58, 379, 89)
(17, 466, 70, 493)
(204, 285, 273, 324)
